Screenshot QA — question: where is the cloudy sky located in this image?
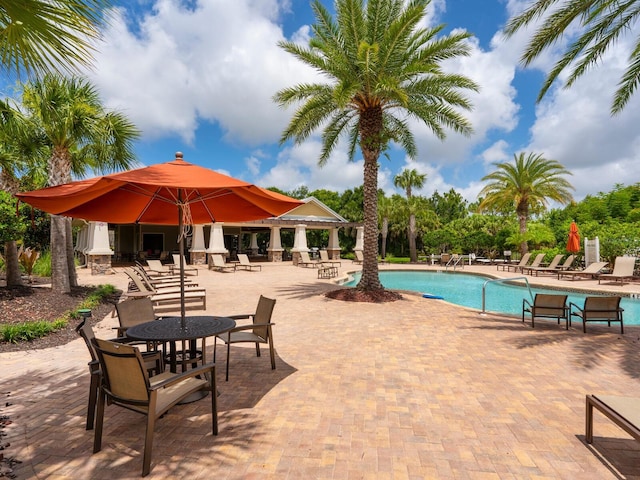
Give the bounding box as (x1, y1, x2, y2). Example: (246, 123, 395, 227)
(75, 0, 640, 202)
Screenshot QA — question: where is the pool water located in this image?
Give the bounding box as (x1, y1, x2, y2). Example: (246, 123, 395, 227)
(345, 270, 640, 325)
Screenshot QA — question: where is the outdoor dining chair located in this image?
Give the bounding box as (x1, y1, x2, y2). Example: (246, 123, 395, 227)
(92, 338, 217, 477)
(522, 294, 569, 329)
(214, 295, 276, 381)
(570, 296, 624, 333)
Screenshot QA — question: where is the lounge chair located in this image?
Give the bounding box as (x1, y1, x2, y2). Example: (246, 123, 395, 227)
(298, 251, 322, 268)
(92, 338, 217, 476)
(214, 295, 276, 381)
(515, 253, 545, 273)
(586, 395, 640, 445)
(319, 249, 341, 267)
(133, 265, 199, 288)
(144, 259, 179, 277)
(235, 253, 262, 271)
(522, 293, 569, 329)
(557, 261, 608, 281)
(353, 250, 363, 264)
(527, 255, 575, 277)
(209, 254, 236, 272)
(170, 253, 199, 276)
(570, 296, 624, 333)
(497, 252, 530, 272)
(598, 256, 637, 285)
(123, 268, 207, 311)
(523, 254, 563, 275)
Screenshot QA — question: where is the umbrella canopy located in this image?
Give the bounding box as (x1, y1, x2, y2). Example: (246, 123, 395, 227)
(16, 153, 301, 224)
(566, 221, 581, 253)
(17, 152, 303, 325)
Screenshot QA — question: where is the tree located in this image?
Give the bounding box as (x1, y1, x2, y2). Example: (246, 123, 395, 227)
(377, 194, 394, 259)
(478, 152, 574, 255)
(394, 168, 426, 262)
(505, 0, 640, 114)
(20, 74, 139, 293)
(0, 0, 110, 78)
(275, 0, 478, 293)
(429, 188, 468, 223)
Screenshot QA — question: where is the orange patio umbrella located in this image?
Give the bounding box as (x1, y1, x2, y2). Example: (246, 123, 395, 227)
(16, 152, 303, 325)
(566, 221, 581, 253)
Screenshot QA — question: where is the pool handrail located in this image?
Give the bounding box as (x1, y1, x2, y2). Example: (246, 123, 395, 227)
(482, 277, 534, 313)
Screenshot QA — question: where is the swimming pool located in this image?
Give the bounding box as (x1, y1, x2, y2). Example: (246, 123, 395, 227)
(344, 270, 640, 325)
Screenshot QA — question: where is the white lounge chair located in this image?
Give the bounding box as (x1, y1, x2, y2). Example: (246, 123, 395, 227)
(170, 254, 199, 276)
(319, 249, 341, 267)
(298, 251, 322, 268)
(209, 254, 235, 272)
(557, 261, 608, 281)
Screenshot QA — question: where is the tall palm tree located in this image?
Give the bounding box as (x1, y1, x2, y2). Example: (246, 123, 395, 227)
(505, 0, 640, 114)
(478, 152, 574, 255)
(394, 168, 426, 262)
(275, 0, 478, 293)
(377, 194, 394, 260)
(0, 0, 110, 78)
(20, 74, 139, 293)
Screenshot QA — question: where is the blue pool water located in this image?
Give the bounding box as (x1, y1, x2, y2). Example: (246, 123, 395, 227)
(345, 270, 640, 325)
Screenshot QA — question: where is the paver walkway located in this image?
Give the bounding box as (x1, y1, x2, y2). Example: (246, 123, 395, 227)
(2, 262, 640, 479)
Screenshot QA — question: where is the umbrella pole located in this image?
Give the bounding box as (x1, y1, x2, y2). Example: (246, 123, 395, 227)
(178, 192, 186, 329)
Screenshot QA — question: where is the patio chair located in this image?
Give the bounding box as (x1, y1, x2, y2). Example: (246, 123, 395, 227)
(235, 253, 262, 271)
(353, 250, 364, 264)
(209, 254, 236, 272)
(527, 255, 575, 277)
(570, 296, 624, 333)
(523, 254, 563, 275)
(598, 256, 637, 285)
(75, 319, 163, 431)
(522, 293, 569, 329)
(171, 253, 199, 276)
(114, 297, 159, 337)
(319, 249, 341, 267)
(497, 252, 530, 272)
(92, 338, 217, 477)
(557, 261, 608, 281)
(298, 251, 322, 268)
(214, 295, 276, 381)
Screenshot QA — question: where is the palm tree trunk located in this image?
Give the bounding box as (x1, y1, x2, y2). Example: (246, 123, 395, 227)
(518, 204, 528, 255)
(1, 171, 23, 287)
(49, 147, 73, 293)
(381, 217, 388, 259)
(409, 213, 417, 263)
(65, 217, 78, 287)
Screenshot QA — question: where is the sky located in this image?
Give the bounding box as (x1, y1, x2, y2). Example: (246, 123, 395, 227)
(64, 0, 640, 203)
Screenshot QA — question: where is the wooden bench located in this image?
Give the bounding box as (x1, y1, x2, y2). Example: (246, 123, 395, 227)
(318, 266, 338, 279)
(586, 394, 640, 444)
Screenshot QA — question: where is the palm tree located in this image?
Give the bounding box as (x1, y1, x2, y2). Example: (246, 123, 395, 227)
(275, 0, 478, 293)
(478, 152, 574, 255)
(0, 0, 109, 78)
(394, 168, 426, 262)
(20, 74, 139, 293)
(378, 194, 395, 260)
(505, 0, 640, 114)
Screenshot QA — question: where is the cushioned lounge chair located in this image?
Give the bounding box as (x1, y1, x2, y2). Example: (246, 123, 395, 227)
(598, 256, 637, 285)
(214, 295, 276, 381)
(557, 261, 608, 281)
(92, 338, 217, 476)
(235, 253, 262, 271)
(570, 296, 624, 333)
(497, 253, 530, 272)
(522, 293, 569, 329)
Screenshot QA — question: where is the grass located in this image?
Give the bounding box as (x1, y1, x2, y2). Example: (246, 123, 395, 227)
(0, 284, 117, 343)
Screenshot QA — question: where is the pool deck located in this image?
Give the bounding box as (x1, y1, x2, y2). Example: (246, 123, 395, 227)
(2, 261, 640, 479)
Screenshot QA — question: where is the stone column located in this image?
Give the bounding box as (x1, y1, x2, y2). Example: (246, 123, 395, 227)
(85, 221, 114, 275)
(267, 226, 284, 262)
(250, 232, 259, 256)
(291, 224, 309, 266)
(206, 222, 228, 267)
(190, 224, 207, 265)
(327, 227, 341, 260)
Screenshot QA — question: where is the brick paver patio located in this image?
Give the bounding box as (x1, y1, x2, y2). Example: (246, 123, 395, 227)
(2, 262, 640, 479)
